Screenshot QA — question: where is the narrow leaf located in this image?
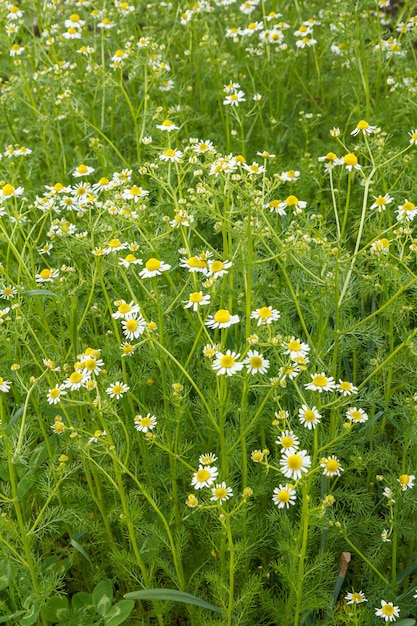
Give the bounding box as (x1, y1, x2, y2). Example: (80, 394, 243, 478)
(21, 290, 58, 297)
(17, 472, 35, 501)
(124, 589, 226, 615)
(70, 537, 92, 564)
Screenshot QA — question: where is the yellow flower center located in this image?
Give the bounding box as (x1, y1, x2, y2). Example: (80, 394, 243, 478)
(39, 269, 52, 279)
(344, 153, 358, 166)
(258, 306, 272, 319)
(381, 605, 395, 616)
(50, 388, 61, 398)
(164, 148, 176, 157)
(375, 196, 386, 205)
(285, 195, 298, 206)
(115, 49, 124, 57)
(287, 454, 303, 470)
(196, 468, 210, 482)
(281, 436, 294, 449)
(112, 384, 123, 394)
(69, 371, 83, 383)
(357, 120, 369, 130)
(399, 474, 410, 486)
(3, 288, 13, 296)
(123, 344, 133, 354)
(326, 152, 337, 160)
(126, 319, 138, 332)
(84, 359, 97, 371)
(299, 25, 308, 32)
(109, 239, 121, 248)
(210, 260, 224, 273)
(214, 487, 227, 500)
(99, 177, 109, 185)
(252, 451, 263, 462)
(350, 410, 363, 421)
(303, 410, 316, 422)
(188, 256, 207, 268)
(145, 258, 161, 271)
(161, 119, 174, 127)
(287, 339, 301, 351)
(54, 422, 65, 432)
(402, 201, 415, 212)
(189, 292, 203, 303)
(124, 254, 136, 263)
(220, 355, 235, 368)
(214, 309, 231, 323)
(119, 303, 131, 313)
(249, 356, 263, 369)
(350, 593, 363, 603)
(2, 184, 15, 196)
(326, 459, 339, 473)
(277, 489, 290, 503)
(129, 185, 142, 196)
(140, 416, 152, 427)
(312, 375, 328, 387)
(102, 18, 111, 25)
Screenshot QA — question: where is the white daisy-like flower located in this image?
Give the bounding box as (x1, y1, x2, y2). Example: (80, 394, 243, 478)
(156, 119, 179, 132)
(398, 474, 415, 491)
(63, 371, 87, 391)
(210, 482, 233, 504)
(335, 153, 362, 172)
(223, 90, 246, 106)
(0, 183, 24, 201)
(278, 364, 300, 381)
(139, 258, 171, 278)
(88, 429, 106, 443)
(280, 169, 300, 182)
(396, 199, 417, 221)
(35, 268, 59, 283)
(134, 413, 157, 433)
(375, 600, 400, 622)
(183, 291, 211, 311)
(298, 405, 322, 429)
(336, 380, 358, 396)
(80, 356, 104, 377)
(243, 350, 270, 375)
(345, 591, 367, 604)
(121, 314, 147, 339)
(408, 129, 417, 145)
(193, 139, 216, 154)
(199, 452, 218, 465)
(283, 337, 310, 360)
(159, 148, 183, 162)
(305, 372, 336, 393)
(272, 484, 297, 508)
(0, 376, 12, 393)
(345, 407, 368, 423)
(250, 306, 280, 326)
(106, 381, 129, 399)
(350, 120, 377, 136)
(320, 455, 344, 478)
(179, 255, 209, 274)
(119, 254, 143, 268)
(279, 195, 307, 214)
(280, 449, 311, 480)
(242, 162, 266, 175)
(104, 239, 128, 254)
(191, 464, 219, 489)
(112, 301, 140, 319)
(122, 185, 149, 202)
(212, 350, 244, 376)
(206, 259, 232, 278)
(370, 194, 393, 212)
(276, 430, 299, 453)
(205, 309, 240, 329)
(73, 164, 94, 177)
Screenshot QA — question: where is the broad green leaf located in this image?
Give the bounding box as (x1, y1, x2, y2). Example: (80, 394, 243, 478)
(92, 580, 113, 617)
(71, 591, 94, 611)
(44, 596, 70, 622)
(17, 471, 35, 501)
(395, 620, 416, 626)
(0, 612, 25, 623)
(124, 589, 226, 615)
(29, 437, 57, 469)
(103, 600, 134, 626)
(19, 600, 39, 625)
(21, 290, 58, 297)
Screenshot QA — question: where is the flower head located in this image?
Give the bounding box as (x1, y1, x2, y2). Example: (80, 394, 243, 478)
(305, 373, 336, 393)
(345, 407, 368, 423)
(243, 350, 270, 375)
(205, 309, 240, 329)
(345, 591, 367, 604)
(210, 482, 233, 504)
(212, 350, 244, 376)
(336, 380, 358, 396)
(106, 381, 129, 399)
(191, 465, 219, 489)
(351, 120, 376, 136)
(134, 413, 157, 433)
(276, 430, 299, 453)
(251, 306, 280, 326)
(320, 455, 344, 477)
(139, 258, 171, 278)
(272, 484, 296, 508)
(375, 600, 400, 622)
(0, 376, 12, 393)
(280, 449, 311, 480)
(398, 474, 415, 490)
(183, 291, 211, 311)
(298, 405, 322, 429)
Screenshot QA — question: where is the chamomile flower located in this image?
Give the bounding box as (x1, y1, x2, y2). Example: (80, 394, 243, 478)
(199, 452, 218, 465)
(119, 254, 143, 268)
(0, 184, 24, 200)
(134, 413, 157, 432)
(351, 120, 377, 136)
(242, 162, 266, 175)
(159, 148, 183, 162)
(280, 449, 311, 480)
(279, 195, 307, 214)
(35, 268, 59, 283)
(375, 600, 400, 622)
(398, 474, 415, 490)
(296, 37, 317, 48)
(408, 129, 417, 145)
(251, 449, 264, 462)
(206, 259, 232, 278)
(186, 494, 198, 507)
(276, 430, 300, 453)
(298, 405, 322, 429)
(396, 199, 417, 221)
(280, 169, 300, 182)
(305, 373, 336, 392)
(121, 315, 147, 339)
(336, 380, 358, 396)
(318, 152, 338, 170)
(156, 119, 179, 132)
(251, 306, 280, 326)
(283, 337, 310, 360)
(122, 185, 149, 201)
(139, 258, 171, 278)
(191, 464, 219, 489)
(0, 286, 17, 299)
(223, 90, 246, 106)
(243, 350, 270, 375)
(183, 291, 211, 311)
(266, 199, 286, 215)
(0, 377, 12, 393)
(370, 238, 390, 255)
(272, 484, 296, 508)
(63, 370, 86, 391)
(193, 139, 216, 154)
(337, 153, 362, 172)
(106, 381, 129, 399)
(88, 429, 106, 443)
(212, 350, 244, 376)
(370, 193, 393, 211)
(345, 591, 367, 604)
(73, 164, 94, 177)
(47, 385, 67, 404)
(112, 300, 140, 319)
(210, 482, 233, 504)
(80, 355, 104, 376)
(345, 407, 368, 423)
(205, 309, 240, 329)
(320, 455, 344, 477)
